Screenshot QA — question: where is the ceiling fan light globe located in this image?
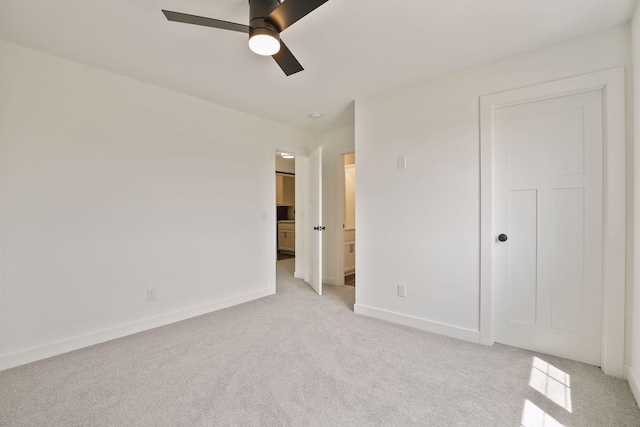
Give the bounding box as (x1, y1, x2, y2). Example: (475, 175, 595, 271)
(249, 33, 280, 56)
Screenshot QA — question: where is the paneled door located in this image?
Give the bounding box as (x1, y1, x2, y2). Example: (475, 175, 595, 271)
(493, 89, 603, 366)
(306, 146, 323, 295)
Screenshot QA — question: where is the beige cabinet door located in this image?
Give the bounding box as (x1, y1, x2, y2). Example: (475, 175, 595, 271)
(278, 223, 295, 253)
(287, 231, 295, 252)
(277, 230, 287, 251)
(283, 176, 295, 206)
(276, 175, 284, 206)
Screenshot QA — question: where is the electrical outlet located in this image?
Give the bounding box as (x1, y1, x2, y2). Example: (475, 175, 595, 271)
(397, 284, 406, 298)
(147, 288, 156, 302)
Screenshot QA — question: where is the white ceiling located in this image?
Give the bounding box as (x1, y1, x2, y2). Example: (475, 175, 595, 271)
(0, 0, 637, 133)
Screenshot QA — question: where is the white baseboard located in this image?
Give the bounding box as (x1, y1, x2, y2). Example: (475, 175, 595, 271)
(294, 272, 305, 279)
(323, 276, 337, 286)
(625, 365, 640, 408)
(0, 288, 274, 372)
(354, 303, 480, 344)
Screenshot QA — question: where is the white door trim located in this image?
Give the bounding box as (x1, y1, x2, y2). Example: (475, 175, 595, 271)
(479, 67, 626, 377)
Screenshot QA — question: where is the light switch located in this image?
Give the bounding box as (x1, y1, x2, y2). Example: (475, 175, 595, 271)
(398, 284, 406, 298)
(397, 155, 407, 169)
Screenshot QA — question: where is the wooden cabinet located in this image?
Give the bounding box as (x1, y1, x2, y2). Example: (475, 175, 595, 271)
(283, 176, 295, 206)
(279, 231, 295, 252)
(276, 175, 284, 205)
(278, 222, 295, 253)
(276, 174, 295, 206)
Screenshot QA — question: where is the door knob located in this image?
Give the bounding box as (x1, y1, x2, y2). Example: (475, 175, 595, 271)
(498, 234, 508, 242)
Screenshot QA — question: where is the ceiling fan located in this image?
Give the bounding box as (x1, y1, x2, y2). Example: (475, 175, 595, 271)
(162, 0, 329, 76)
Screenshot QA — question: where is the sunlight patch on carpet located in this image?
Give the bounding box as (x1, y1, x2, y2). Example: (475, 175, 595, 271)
(529, 357, 572, 412)
(521, 399, 564, 427)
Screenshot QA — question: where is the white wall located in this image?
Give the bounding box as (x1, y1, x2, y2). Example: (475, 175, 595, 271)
(355, 24, 633, 343)
(629, 4, 640, 405)
(312, 126, 355, 285)
(0, 40, 310, 370)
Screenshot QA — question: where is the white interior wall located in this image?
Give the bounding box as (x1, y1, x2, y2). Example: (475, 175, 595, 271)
(629, 3, 640, 405)
(355, 24, 633, 344)
(0, 40, 310, 370)
(312, 126, 355, 285)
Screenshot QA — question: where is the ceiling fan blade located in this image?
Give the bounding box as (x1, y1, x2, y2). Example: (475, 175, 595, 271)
(266, 0, 329, 32)
(162, 10, 250, 33)
(272, 40, 304, 76)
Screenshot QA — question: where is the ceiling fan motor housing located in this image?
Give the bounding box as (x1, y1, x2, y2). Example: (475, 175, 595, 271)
(249, 0, 282, 34)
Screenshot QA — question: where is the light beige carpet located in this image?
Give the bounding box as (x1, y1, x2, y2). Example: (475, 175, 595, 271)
(0, 258, 639, 426)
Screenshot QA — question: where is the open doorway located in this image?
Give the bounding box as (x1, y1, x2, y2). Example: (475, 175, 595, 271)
(341, 153, 356, 287)
(274, 150, 297, 295)
(271, 145, 323, 296)
(275, 151, 296, 262)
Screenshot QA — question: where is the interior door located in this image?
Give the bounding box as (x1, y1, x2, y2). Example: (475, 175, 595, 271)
(307, 146, 323, 295)
(494, 89, 603, 366)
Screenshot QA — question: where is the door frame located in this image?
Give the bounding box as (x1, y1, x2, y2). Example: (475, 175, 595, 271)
(479, 67, 626, 377)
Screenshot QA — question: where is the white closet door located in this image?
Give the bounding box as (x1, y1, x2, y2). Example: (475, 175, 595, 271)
(494, 89, 603, 366)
